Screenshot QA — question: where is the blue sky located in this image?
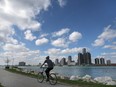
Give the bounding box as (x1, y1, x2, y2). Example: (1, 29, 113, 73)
(0, 0, 116, 65)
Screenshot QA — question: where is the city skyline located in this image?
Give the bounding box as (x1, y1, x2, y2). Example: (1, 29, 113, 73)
(0, 0, 116, 65)
(54, 48, 113, 66)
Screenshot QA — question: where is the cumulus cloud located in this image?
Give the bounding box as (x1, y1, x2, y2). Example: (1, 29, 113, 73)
(0, 27, 18, 44)
(45, 47, 86, 55)
(40, 33, 48, 38)
(35, 38, 49, 45)
(0, 49, 41, 65)
(24, 30, 36, 41)
(92, 39, 105, 46)
(45, 48, 61, 55)
(52, 28, 70, 37)
(0, 0, 51, 30)
(103, 45, 116, 50)
(3, 43, 29, 52)
(69, 31, 82, 42)
(92, 25, 116, 46)
(57, 0, 67, 7)
(51, 38, 68, 48)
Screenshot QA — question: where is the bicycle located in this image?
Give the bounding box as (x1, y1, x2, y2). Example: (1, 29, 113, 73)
(37, 67, 57, 85)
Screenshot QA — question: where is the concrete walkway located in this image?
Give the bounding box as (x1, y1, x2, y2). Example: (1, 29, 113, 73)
(0, 68, 71, 87)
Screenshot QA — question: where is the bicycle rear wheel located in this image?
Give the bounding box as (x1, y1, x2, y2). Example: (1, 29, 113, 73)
(37, 72, 44, 83)
(49, 73, 57, 85)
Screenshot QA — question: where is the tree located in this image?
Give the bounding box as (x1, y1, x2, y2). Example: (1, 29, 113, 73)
(4, 58, 11, 69)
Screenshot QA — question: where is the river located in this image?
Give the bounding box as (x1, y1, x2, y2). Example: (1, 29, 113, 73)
(18, 66, 116, 80)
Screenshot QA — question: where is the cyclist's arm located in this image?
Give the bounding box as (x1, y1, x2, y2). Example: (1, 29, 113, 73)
(40, 60, 46, 68)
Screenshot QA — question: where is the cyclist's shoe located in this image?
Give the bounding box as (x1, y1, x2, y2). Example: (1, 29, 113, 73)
(46, 78, 49, 82)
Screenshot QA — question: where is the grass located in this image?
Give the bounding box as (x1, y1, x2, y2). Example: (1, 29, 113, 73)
(6, 68, 116, 87)
(0, 83, 4, 87)
(58, 79, 116, 87)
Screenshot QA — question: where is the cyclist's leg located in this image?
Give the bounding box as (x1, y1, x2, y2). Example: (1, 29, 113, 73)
(45, 68, 53, 81)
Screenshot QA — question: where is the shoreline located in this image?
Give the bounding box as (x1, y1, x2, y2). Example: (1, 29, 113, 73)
(5, 67, 116, 87)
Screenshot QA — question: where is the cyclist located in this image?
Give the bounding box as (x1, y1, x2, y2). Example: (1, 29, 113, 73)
(40, 56, 54, 81)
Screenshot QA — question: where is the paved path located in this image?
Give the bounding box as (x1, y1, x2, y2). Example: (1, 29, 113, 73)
(0, 68, 71, 87)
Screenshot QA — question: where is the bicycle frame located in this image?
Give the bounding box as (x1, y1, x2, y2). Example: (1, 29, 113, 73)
(37, 67, 57, 85)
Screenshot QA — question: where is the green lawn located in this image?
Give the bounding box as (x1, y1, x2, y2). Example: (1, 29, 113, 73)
(6, 68, 116, 87)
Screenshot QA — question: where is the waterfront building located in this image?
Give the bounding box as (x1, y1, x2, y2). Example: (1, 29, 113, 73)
(95, 58, 99, 65)
(83, 52, 87, 64)
(82, 48, 86, 54)
(60, 58, 67, 65)
(78, 48, 92, 65)
(55, 59, 60, 65)
(68, 61, 76, 66)
(67, 56, 72, 65)
(86, 52, 92, 65)
(19, 62, 26, 66)
(78, 53, 83, 65)
(100, 58, 105, 65)
(107, 60, 111, 65)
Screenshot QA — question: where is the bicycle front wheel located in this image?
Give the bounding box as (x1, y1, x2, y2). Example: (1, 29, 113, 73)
(49, 73, 57, 85)
(37, 72, 44, 83)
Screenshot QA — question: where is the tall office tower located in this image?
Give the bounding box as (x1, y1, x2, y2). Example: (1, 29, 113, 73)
(86, 52, 92, 65)
(95, 58, 99, 64)
(78, 53, 83, 65)
(83, 52, 87, 64)
(78, 48, 92, 65)
(67, 56, 72, 65)
(100, 58, 105, 64)
(82, 48, 86, 54)
(60, 58, 67, 66)
(107, 60, 111, 65)
(55, 59, 59, 65)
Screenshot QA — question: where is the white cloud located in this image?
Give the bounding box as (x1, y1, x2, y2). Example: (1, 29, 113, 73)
(45, 48, 61, 55)
(24, 30, 36, 41)
(103, 45, 116, 50)
(0, 49, 41, 65)
(3, 43, 29, 52)
(61, 48, 81, 54)
(69, 31, 82, 42)
(57, 0, 67, 7)
(52, 28, 70, 37)
(0, 0, 51, 31)
(45, 47, 87, 55)
(51, 38, 68, 48)
(92, 39, 105, 46)
(92, 25, 116, 46)
(113, 42, 116, 45)
(40, 33, 48, 38)
(0, 27, 18, 44)
(35, 38, 49, 45)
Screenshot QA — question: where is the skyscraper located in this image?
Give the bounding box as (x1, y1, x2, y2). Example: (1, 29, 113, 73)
(107, 60, 111, 65)
(55, 59, 59, 65)
(100, 58, 105, 65)
(78, 48, 92, 65)
(60, 58, 67, 65)
(82, 48, 86, 54)
(86, 52, 92, 64)
(78, 53, 83, 65)
(95, 58, 99, 65)
(67, 56, 72, 65)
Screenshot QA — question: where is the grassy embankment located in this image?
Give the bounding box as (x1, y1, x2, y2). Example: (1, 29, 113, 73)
(0, 83, 3, 87)
(6, 68, 116, 87)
